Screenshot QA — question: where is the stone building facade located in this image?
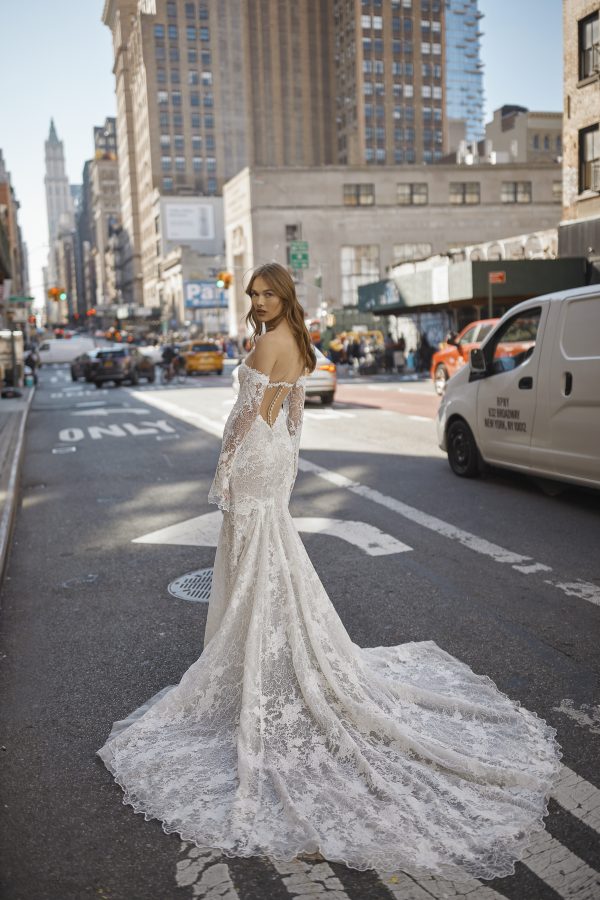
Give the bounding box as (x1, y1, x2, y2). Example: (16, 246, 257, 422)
(560, 0, 600, 280)
(223, 161, 562, 334)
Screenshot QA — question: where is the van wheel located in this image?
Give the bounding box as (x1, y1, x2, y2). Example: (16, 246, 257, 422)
(321, 393, 334, 406)
(129, 369, 139, 386)
(434, 364, 448, 396)
(447, 419, 481, 478)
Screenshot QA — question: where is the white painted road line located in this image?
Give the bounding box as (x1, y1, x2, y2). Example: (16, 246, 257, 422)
(377, 868, 506, 899)
(131, 391, 600, 610)
(175, 844, 240, 899)
(520, 830, 600, 898)
(552, 766, 600, 831)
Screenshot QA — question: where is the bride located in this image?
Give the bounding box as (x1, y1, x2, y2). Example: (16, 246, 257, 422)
(97, 262, 561, 881)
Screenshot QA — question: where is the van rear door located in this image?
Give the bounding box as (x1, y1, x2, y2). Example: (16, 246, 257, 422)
(474, 304, 548, 468)
(532, 291, 600, 483)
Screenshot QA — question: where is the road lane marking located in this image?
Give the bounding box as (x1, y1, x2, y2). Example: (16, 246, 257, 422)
(132, 392, 599, 609)
(57, 419, 177, 442)
(553, 702, 600, 737)
(408, 415, 431, 422)
(552, 766, 600, 831)
(133, 512, 412, 557)
(176, 844, 240, 899)
(520, 830, 600, 898)
(71, 408, 147, 416)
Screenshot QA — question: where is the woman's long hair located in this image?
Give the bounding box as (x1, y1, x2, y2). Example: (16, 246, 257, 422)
(244, 263, 317, 374)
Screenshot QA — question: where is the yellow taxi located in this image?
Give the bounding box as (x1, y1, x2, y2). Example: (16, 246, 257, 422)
(180, 340, 224, 376)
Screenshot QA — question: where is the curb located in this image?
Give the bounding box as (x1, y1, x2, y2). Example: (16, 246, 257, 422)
(0, 388, 35, 585)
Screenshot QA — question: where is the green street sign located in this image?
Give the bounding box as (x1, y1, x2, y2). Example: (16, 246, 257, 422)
(289, 240, 309, 269)
(8, 296, 34, 303)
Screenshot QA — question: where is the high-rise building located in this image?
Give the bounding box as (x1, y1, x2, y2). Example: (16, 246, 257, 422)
(334, 0, 446, 166)
(44, 120, 74, 284)
(0, 149, 30, 327)
(444, 0, 484, 145)
(559, 0, 600, 281)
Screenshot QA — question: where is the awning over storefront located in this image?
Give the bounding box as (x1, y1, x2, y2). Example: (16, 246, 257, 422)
(358, 259, 588, 315)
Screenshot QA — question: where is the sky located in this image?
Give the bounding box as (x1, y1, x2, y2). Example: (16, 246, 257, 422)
(0, 0, 563, 309)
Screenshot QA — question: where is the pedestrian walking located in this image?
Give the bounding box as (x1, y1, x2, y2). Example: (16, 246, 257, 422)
(98, 263, 561, 881)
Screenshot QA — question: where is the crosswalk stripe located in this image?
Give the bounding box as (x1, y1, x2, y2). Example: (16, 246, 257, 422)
(376, 868, 506, 899)
(176, 844, 240, 899)
(270, 856, 352, 898)
(520, 830, 600, 898)
(552, 766, 600, 832)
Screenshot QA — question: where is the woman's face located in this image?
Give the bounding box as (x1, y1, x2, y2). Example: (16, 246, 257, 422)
(249, 276, 284, 325)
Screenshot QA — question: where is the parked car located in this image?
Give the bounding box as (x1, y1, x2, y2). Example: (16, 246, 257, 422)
(231, 347, 337, 404)
(90, 346, 156, 388)
(437, 284, 600, 490)
(430, 319, 499, 395)
(70, 348, 103, 382)
(179, 340, 224, 375)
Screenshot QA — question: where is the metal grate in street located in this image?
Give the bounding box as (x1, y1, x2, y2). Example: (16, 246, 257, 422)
(168, 568, 214, 603)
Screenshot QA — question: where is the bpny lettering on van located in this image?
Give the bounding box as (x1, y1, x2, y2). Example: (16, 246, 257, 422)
(484, 397, 527, 433)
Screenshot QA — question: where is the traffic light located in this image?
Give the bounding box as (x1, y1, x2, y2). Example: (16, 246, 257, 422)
(59, 290, 67, 302)
(28, 314, 36, 325)
(216, 271, 233, 289)
(47, 287, 67, 302)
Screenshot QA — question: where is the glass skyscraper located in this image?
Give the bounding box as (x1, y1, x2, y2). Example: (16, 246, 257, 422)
(445, 0, 484, 142)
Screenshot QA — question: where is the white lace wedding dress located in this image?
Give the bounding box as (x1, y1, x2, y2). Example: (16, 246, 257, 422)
(97, 360, 562, 880)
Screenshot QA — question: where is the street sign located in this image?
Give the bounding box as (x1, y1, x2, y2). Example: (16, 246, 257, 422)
(289, 240, 309, 269)
(8, 296, 34, 303)
(488, 271, 506, 285)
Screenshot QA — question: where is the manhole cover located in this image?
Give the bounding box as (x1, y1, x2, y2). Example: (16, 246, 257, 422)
(168, 568, 214, 603)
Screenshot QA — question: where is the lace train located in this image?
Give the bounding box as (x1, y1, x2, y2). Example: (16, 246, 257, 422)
(97, 362, 562, 880)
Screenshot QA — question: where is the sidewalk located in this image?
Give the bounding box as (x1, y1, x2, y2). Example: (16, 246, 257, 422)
(0, 388, 34, 583)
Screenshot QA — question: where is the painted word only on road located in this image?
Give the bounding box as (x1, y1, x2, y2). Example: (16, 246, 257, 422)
(58, 420, 177, 442)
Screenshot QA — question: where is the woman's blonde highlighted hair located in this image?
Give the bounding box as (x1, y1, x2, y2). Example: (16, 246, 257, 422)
(244, 263, 316, 374)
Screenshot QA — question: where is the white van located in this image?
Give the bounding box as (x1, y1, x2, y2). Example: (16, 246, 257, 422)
(38, 336, 98, 365)
(437, 285, 600, 490)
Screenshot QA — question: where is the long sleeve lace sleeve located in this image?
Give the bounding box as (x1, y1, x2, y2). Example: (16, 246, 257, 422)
(208, 366, 270, 511)
(286, 378, 306, 499)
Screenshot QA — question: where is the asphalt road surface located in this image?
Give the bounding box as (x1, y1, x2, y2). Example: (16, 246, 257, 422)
(1, 362, 599, 900)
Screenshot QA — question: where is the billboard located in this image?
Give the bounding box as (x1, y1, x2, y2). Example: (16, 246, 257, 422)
(164, 203, 215, 242)
(184, 281, 227, 309)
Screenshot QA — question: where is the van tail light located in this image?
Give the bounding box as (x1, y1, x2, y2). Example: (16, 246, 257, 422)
(318, 363, 336, 373)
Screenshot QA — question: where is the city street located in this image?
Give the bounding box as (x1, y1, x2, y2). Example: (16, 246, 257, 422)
(1, 362, 599, 900)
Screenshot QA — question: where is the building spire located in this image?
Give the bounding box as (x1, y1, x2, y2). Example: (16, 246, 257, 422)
(48, 118, 59, 143)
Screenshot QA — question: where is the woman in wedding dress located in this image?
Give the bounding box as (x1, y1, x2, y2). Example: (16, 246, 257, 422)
(97, 263, 561, 881)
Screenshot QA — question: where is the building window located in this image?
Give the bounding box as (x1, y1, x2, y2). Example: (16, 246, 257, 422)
(205, 134, 215, 150)
(202, 50, 211, 66)
(170, 68, 180, 83)
(188, 47, 197, 63)
(579, 12, 599, 80)
(154, 24, 165, 38)
(167, 0, 176, 15)
(193, 157, 203, 171)
(161, 156, 172, 172)
(397, 182, 428, 205)
(169, 46, 179, 61)
(157, 68, 166, 83)
(533, 134, 540, 149)
(159, 111, 169, 128)
(543, 135, 550, 150)
(192, 135, 202, 151)
(168, 24, 178, 40)
(175, 156, 186, 172)
(204, 93, 214, 107)
(501, 181, 532, 203)
(158, 90, 169, 105)
(393, 242, 432, 263)
(449, 182, 480, 204)
(202, 70, 213, 85)
(207, 177, 217, 194)
(552, 180, 562, 203)
(204, 114, 214, 129)
(340, 245, 380, 307)
(174, 134, 184, 151)
(173, 112, 183, 128)
(199, 4, 209, 19)
(155, 43, 166, 60)
(189, 69, 199, 84)
(343, 183, 375, 206)
(190, 91, 200, 106)
(556, 135, 562, 154)
(163, 177, 173, 191)
(579, 124, 600, 192)
(191, 112, 201, 128)
(187, 25, 196, 41)
(200, 26, 210, 40)
(171, 91, 181, 106)
(186, 2, 195, 16)
(206, 157, 216, 172)
(160, 133, 171, 148)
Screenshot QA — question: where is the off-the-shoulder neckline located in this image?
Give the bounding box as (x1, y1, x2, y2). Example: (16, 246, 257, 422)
(240, 359, 307, 387)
